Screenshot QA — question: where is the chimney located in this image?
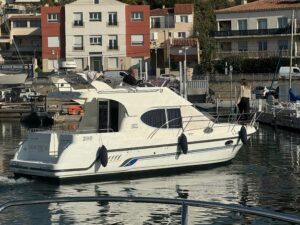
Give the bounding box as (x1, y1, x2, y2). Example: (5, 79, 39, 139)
(162, 5, 165, 9)
(241, 0, 247, 4)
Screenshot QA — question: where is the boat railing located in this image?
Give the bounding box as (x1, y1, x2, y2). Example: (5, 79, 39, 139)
(148, 112, 257, 139)
(0, 196, 300, 225)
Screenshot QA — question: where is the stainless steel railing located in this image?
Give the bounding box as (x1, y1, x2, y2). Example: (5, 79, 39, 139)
(1, 196, 300, 225)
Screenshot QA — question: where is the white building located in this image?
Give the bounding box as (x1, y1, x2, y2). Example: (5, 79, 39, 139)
(65, 0, 127, 72)
(214, 0, 300, 63)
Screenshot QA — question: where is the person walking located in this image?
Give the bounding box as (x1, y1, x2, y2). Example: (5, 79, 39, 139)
(237, 79, 251, 122)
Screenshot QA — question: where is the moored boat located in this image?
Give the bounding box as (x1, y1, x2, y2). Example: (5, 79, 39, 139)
(9, 81, 257, 183)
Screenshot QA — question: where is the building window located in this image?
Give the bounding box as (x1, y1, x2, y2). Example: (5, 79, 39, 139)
(278, 39, 288, 50)
(131, 12, 143, 21)
(73, 35, 83, 50)
(151, 17, 161, 28)
(108, 12, 118, 26)
(238, 19, 247, 30)
(278, 17, 288, 29)
(258, 18, 267, 30)
(238, 41, 248, 51)
(150, 32, 158, 41)
(48, 13, 59, 22)
(29, 20, 40, 27)
(73, 12, 83, 26)
(90, 35, 102, 45)
(108, 57, 118, 69)
(13, 21, 27, 28)
(178, 32, 186, 38)
(180, 15, 188, 23)
(258, 40, 267, 51)
(108, 35, 118, 49)
(131, 35, 144, 46)
(94, 0, 99, 4)
(90, 12, 101, 21)
(48, 37, 60, 47)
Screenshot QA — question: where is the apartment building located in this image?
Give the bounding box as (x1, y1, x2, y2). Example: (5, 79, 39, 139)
(41, 6, 65, 72)
(125, 5, 150, 70)
(63, 0, 150, 72)
(5, 14, 41, 64)
(214, 0, 300, 64)
(150, 4, 195, 73)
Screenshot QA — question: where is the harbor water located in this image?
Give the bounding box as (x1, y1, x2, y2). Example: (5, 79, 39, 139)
(0, 121, 300, 224)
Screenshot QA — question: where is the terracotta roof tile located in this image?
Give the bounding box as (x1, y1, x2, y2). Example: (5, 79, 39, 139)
(174, 4, 193, 14)
(150, 8, 173, 16)
(215, 0, 300, 13)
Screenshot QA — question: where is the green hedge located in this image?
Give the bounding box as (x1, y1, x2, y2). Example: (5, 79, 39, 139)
(214, 56, 289, 74)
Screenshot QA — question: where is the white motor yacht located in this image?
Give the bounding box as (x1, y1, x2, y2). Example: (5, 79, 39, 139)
(10, 81, 257, 183)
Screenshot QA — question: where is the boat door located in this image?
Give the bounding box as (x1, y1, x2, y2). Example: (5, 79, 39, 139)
(98, 100, 119, 133)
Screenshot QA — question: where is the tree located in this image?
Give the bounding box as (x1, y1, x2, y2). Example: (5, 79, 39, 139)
(194, 1, 217, 73)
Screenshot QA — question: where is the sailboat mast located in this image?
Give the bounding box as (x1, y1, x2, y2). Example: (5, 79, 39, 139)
(289, 10, 295, 89)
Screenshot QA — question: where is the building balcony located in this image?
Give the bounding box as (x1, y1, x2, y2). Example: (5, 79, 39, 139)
(107, 45, 119, 50)
(73, 46, 84, 51)
(212, 28, 299, 38)
(214, 50, 291, 59)
(107, 21, 118, 27)
(73, 21, 84, 27)
(0, 35, 10, 43)
(151, 23, 174, 29)
(10, 46, 41, 52)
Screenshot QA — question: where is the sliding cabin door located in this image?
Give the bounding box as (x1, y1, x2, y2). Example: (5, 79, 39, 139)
(98, 100, 119, 133)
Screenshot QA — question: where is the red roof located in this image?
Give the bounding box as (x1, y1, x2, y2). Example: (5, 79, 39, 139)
(174, 4, 193, 14)
(9, 15, 40, 20)
(150, 8, 173, 16)
(216, 0, 300, 13)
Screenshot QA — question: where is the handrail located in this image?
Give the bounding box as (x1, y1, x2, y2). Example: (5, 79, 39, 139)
(0, 196, 300, 225)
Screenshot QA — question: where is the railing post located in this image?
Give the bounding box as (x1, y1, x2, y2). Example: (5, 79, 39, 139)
(181, 202, 188, 225)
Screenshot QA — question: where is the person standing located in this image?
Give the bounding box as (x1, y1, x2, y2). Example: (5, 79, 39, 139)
(237, 79, 251, 122)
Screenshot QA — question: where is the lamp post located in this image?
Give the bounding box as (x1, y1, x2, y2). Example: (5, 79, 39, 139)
(155, 46, 158, 77)
(179, 46, 189, 99)
(167, 12, 171, 72)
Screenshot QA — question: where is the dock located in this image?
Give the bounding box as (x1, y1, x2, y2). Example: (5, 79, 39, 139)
(0, 100, 82, 123)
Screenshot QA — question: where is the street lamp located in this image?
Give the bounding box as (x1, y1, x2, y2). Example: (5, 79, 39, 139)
(155, 45, 158, 77)
(179, 46, 189, 99)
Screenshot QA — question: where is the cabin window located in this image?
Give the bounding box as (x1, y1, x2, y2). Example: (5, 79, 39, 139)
(141, 109, 166, 128)
(141, 108, 182, 129)
(167, 108, 182, 128)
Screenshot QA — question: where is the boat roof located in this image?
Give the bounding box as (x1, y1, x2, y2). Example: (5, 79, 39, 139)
(81, 82, 192, 116)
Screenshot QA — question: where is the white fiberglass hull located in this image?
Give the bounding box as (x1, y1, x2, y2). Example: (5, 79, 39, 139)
(10, 125, 256, 182)
(0, 72, 27, 85)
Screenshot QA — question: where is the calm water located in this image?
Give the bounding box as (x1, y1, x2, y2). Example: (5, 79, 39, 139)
(0, 121, 300, 225)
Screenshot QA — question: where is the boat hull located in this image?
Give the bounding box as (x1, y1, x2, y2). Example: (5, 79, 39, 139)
(0, 73, 27, 85)
(10, 128, 252, 182)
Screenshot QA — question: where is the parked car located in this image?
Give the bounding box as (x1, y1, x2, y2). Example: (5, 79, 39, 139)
(253, 86, 279, 99)
(253, 86, 267, 99)
(19, 88, 42, 102)
(278, 66, 300, 79)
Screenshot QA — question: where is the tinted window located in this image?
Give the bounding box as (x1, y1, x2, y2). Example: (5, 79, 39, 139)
(141, 109, 166, 128)
(167, 108, 182, 128)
